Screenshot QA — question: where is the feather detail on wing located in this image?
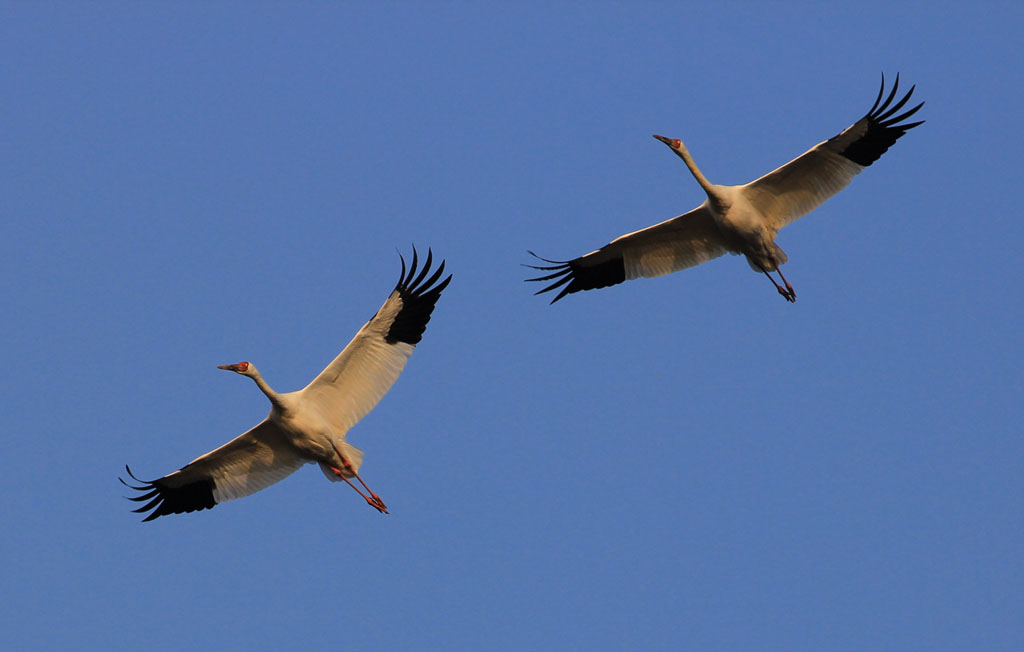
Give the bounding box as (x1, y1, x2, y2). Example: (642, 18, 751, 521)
(743, 73, 924, 231)
(120, 419, 306, 521)
(299, 247, 451, 435)
(526, 205, 727, 303)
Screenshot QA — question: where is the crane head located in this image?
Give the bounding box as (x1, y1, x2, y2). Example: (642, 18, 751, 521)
(652, 134, 683, 150)
(217, 361, 252, 375)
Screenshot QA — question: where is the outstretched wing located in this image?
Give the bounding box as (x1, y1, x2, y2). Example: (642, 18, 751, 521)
(742, 73, 924, 231)
(526, 204, 727, 303)
(121, 419, 306, 521)
(298, 247, 451, 435)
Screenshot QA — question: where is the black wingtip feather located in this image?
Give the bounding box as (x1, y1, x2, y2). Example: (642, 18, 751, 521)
(876, 87, 913, 122)
(838, 73, 925, 167)
(410, 249, 433, 288)
(384, 246, 452, 345)
(867, 72, 887, 115)
(523, 251, 626, 304)
(120, 464, 216, 522)
(126, 489, 160, 502)
(526, 268, 574, 283)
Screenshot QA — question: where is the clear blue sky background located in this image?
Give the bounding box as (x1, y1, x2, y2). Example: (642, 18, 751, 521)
(2, 3, 1021, 650)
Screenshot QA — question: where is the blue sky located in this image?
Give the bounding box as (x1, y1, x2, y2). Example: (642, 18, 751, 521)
(2, 3, 1021, 650)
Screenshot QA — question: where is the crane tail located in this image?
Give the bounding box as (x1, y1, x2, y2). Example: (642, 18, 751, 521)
(340, 441, 365, 472)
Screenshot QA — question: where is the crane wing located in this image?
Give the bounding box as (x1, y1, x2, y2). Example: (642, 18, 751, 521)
(121, 419, 306, 521)
(298, 248, 451, 435)
(526, 204, 727, 303)
(742, 73, 924, 231)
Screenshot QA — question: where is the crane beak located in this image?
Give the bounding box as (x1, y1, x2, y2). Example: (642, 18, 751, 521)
(652, 134, 677, 147)
(217, 363, 246, 372)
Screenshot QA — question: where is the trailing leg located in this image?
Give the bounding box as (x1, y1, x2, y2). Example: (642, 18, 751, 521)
(331, 443, 388, 514)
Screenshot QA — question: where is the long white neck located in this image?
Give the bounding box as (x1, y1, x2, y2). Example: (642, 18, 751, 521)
(249, 370, 284, 409)
(674, 140, 715, 196)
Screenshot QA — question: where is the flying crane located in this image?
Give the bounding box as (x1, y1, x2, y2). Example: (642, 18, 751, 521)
(122, 248, 451, 520)
(527, 74, 924, 303)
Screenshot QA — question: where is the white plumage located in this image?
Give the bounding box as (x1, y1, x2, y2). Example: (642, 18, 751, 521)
(122, 248, 451, 520)
(527, 74, 924, 303)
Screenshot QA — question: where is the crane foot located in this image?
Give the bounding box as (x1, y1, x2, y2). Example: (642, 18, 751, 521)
(365, 494, 389, 514)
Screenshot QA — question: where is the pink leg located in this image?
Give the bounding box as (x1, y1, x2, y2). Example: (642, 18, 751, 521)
(775, 267, 796, 301)
(761, 270, 796, 303)
(330, 444, 388, 514)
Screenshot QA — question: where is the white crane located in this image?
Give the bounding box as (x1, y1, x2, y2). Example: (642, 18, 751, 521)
(527, 74, 924, 303)
(121, 248, 451, 521)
